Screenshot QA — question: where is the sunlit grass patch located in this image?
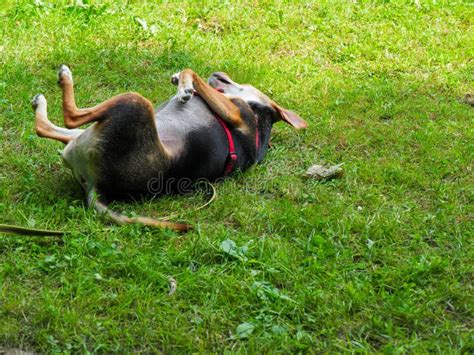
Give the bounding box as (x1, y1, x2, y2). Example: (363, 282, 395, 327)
(1, 0, 473, 352)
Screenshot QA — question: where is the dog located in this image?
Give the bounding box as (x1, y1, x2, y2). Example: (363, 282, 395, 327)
(32, 66, 307, 231)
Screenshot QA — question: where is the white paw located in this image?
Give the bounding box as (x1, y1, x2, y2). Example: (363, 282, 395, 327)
(31, 94, 46, 110)
(178, 88, 193, 103)
(57, 64, 73, 85)
(171, 72, 180, 85)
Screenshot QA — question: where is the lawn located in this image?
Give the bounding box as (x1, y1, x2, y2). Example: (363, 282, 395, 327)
(0, 0, 473, 352)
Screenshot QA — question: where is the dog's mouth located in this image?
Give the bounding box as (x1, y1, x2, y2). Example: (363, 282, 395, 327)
(208, 72, 240, 93)
(213, 72, 232, 84)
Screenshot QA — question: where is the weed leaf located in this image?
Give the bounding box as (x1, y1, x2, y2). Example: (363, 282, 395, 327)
(220, 239, 248, 261)
(235, 322, 255, 339)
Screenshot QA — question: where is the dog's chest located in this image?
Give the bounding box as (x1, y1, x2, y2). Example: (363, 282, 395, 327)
(155, 97, 220, 156)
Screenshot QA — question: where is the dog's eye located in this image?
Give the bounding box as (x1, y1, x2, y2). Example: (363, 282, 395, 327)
(215, 75, 231, 84)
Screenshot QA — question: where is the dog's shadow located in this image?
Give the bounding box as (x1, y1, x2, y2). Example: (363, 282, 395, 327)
(49, 170, 216, 221)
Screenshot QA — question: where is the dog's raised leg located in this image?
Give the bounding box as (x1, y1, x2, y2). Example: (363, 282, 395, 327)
(172, 69, 246, 131)
(32, 94, 83, 144)
(171, 72, 194, 103)
(57, 65, 151, 129)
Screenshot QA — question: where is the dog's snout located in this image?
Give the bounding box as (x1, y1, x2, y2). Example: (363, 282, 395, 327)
(212, 72, 232, 84)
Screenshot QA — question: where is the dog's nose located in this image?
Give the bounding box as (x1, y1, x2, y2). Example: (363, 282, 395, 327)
(212, 72, 232, 84)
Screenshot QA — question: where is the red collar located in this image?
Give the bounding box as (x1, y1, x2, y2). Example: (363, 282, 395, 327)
(192, 90, 260, 176)
(214, 113, 259, 176)
(214, 116, 238, 175)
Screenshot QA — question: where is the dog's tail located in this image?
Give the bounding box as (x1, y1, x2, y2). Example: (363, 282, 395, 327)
(87, 189, 192, 232)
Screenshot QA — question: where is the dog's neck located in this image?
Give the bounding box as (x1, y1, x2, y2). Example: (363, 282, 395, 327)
(246, 102, 274, 163)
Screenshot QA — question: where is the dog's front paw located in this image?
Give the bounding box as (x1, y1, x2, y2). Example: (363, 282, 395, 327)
(57, 64, 73, 86)
(178, 88, 194, 103)
(31, 94, 46, 111)
(172, 71, 194, 103)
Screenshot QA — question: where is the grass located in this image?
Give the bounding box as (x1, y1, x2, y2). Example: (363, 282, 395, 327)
(0, 0, 473, 352)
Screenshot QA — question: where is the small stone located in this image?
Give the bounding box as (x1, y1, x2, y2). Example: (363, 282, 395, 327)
(461, 93, 474, 107)
(305, 163, 344, 180)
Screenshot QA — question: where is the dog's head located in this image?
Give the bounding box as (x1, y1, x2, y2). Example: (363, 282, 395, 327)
(208, 72, 307, 130)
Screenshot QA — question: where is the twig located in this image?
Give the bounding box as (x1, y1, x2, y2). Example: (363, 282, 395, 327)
(0, 224, 64, 237)
(195, 182, 216, 211)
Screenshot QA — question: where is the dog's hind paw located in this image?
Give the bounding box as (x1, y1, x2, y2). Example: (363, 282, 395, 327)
(57, 64, 73, 86)
(31, 94, 46, 110)
(171, 72, 180, 86)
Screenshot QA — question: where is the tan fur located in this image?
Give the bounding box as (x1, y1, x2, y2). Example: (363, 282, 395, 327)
(180, 69, 247, 131)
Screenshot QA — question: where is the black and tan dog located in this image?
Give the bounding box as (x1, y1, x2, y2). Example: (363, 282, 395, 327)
(32, 66, 307, 231)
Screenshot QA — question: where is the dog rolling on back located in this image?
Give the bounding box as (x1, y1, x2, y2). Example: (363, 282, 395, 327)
(32, 66, 307, 231)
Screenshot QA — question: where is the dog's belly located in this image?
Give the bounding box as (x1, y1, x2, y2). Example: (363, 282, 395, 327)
(156, 97, 229, 180)
(61, 96, 230, 200)
(156, 96, 217, 150)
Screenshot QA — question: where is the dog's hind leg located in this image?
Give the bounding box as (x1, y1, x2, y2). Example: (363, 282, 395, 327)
(57, 65, 150, 129)
(57, 64, 97, 128)
(32, 94, 83, 144)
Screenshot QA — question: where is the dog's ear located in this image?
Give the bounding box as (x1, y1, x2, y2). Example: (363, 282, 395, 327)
(271, 102, 307, 129)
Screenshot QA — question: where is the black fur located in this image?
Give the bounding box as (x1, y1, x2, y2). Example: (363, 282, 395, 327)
(95, 95, 274, 201)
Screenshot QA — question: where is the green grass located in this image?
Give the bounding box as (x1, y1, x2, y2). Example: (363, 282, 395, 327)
(1, 0, 473, 352)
